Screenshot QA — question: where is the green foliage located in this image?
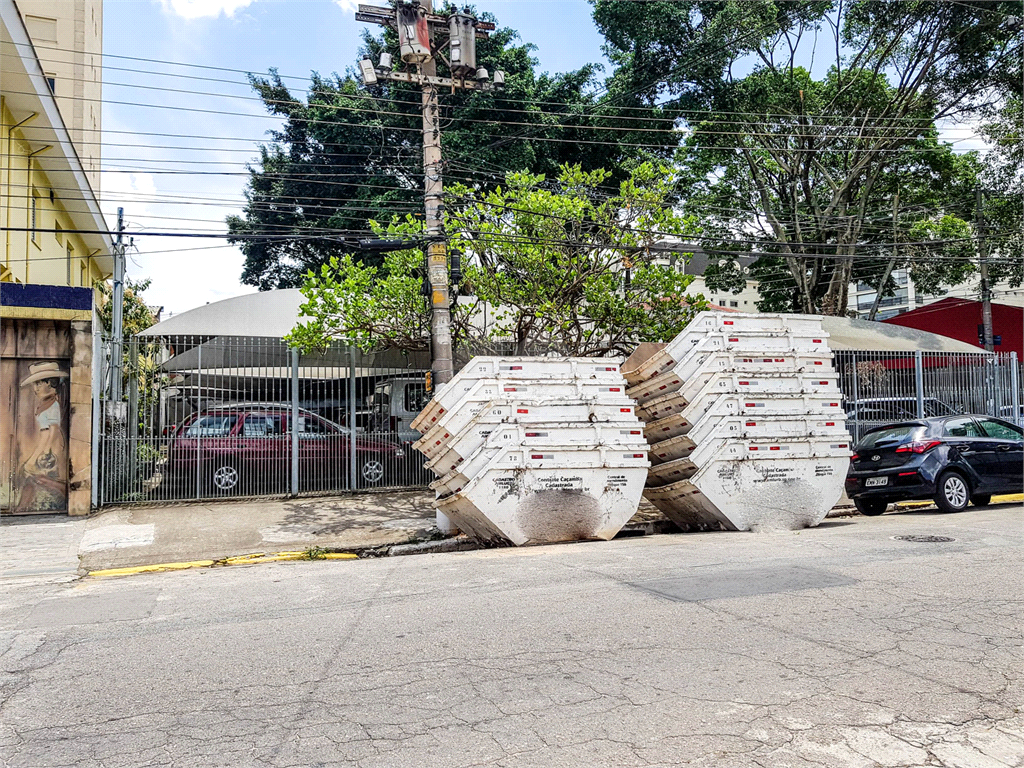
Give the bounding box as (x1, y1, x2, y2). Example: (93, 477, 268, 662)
(287, 163, 706, 358)
(229, 7, 679, 289)
(592, 0, 1023, 314)
(96, 277, 158, 336)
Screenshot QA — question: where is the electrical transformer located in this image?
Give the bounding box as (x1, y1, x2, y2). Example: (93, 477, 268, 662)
(447, 11, 477, 75)
(397, 2, 431, 64)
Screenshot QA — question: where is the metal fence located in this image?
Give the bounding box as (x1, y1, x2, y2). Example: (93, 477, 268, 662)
(93, 334, 433, 506)
(835, 350, 1022, 442)
(92, 333, 1022, 506)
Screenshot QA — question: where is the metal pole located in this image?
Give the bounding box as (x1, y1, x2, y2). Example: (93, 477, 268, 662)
(195, 341, 202, 499)
(850, 353, 860, 442)
(914, 350, 925, 418)
(291, 347, 300, 497)
(1010, 352, 1021, 427)
(91, 315, 101, 508)
(349, 344, 358, 490)
(977, 188, 994, 353)
(110, 207, 125, 401)
(419, 0, 454, 386)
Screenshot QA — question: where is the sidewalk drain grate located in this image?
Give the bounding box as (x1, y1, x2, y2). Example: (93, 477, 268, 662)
(894, 535, 954, 543)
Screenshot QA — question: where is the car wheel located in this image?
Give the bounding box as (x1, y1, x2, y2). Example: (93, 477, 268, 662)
(358, 457, 386, 487)
(935, 471, 970, 513)
(208, 463, 241, 496)
(971, 493, 992, 507)
(854, 498, 888, 517)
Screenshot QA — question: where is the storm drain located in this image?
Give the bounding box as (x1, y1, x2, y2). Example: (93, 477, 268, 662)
(893, 535, 955, 543)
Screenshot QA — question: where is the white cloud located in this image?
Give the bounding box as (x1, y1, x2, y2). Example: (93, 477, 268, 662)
(160, 0, 257, 20)
(333, 0, 359, 11)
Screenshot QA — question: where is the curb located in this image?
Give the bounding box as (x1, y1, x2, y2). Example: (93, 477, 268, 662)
(88, 550, 358, 578)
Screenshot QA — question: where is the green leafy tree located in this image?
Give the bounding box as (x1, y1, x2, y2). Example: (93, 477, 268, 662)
(593, 0, 1022, 314)
(229, 5, 679, 290)
(286, 163, 706, 357)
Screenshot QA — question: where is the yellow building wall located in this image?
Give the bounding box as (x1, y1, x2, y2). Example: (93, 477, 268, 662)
(1, 97, 106, 289)
(16, 0, 103, 192)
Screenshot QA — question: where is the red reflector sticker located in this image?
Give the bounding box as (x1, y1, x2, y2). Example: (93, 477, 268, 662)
(630, 430, 641, 435)
(728, 337, 739, 342)
(604, 367, 617, 371)
(739, 381, 750, 386)
(724, 320, 734, 325)
(663, 426, 671, 431)
(609, 387, 621, 392)
(770, 446, 780, 451)
(745, 403, 756, 407)
(525, 432, 540, 437)
(814, 361, 823, 365)
(813, 339, 822, 343)
(504, 387, 517, 392)
(621, 408, 632, 413)
(829, 402, 839, 407)
(632, 454, 644, 458)
(509, 365, 523, 370)
(659, 385, 667, 390)
(517, 409, 529, 414)
(749, 446, 758, 451)
(531, 454, 545, 459)
(825, 422, 835, 426)
(745, 422, 756, 426)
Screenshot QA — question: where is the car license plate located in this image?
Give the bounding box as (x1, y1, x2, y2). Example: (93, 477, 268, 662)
(865, 477, 888, 487)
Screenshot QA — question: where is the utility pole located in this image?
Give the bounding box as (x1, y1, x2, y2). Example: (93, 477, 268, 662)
(977, 188, 995, 353)
(110, 206, 126, 401)
(868, 190, 899, 322)
(356, 1, 503, 385)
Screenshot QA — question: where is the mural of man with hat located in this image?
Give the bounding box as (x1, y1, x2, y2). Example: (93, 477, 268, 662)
(16, 361, 70, 512)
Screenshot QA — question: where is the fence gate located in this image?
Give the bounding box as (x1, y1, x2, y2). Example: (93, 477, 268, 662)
(94, 334, 431, 506)
(834, 350, 1021, 442)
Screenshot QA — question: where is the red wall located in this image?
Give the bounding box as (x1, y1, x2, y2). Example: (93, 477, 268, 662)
(883, 298, 1023, 357)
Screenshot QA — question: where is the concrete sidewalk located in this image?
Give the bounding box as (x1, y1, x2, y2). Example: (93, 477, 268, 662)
(75, 490, 437, 572)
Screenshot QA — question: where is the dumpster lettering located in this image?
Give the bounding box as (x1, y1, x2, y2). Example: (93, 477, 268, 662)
(814, 464, 835, 477)
(753, 466, 795, 484)
(537, 475, 583, 491)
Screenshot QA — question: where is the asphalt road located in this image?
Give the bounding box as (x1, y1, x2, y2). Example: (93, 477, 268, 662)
(1, 505, 1022, 768)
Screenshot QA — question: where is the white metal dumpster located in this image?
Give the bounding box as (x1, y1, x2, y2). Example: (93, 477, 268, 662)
(433, 446, 650, 545)
(425, 422, 646, 477)
(414, 399, 638, 460)
(644, 437, 852, 531)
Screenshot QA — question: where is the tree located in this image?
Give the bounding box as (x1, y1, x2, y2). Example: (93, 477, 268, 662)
(228, 5, 680, 290)
(593, 0, 1022, 314)
(286, 163, 706, 358)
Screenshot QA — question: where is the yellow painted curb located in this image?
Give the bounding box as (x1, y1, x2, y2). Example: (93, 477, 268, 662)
(88, 550, 360, 578)
(90, 560, 216, 578)
(896, 492, 1023, 510)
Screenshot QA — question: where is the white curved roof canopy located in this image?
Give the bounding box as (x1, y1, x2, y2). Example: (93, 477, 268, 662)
(139, 289, 306, 338)
(141, 289, 987, 355)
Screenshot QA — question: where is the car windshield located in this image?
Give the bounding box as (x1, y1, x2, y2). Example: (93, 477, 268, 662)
(857, 424, 923, 449)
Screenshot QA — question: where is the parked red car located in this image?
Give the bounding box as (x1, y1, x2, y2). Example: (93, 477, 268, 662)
(165, 404, 406, 495)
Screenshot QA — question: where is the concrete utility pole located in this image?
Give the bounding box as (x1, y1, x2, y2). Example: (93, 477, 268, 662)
(356, 1, 503, 385)
(976, 188, 995, 353)
(110, 206, 126, 401)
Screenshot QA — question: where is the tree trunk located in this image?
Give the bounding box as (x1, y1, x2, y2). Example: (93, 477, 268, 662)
(820, 257, 853, 316)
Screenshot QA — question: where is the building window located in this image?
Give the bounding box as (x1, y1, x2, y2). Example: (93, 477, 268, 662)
(80, 262, 89, 288)
(730, 300, 739, 308)
(66, 242, 74, 285)
(54, 221, 63, 245)
(45, 75, 56, 94)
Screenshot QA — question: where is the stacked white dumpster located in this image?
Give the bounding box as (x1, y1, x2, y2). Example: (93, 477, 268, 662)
(625, 312, 852, 532)
(411, 357, 650, 545)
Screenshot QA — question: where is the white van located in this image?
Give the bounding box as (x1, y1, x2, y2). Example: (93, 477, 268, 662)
(368, 376, 431, 444)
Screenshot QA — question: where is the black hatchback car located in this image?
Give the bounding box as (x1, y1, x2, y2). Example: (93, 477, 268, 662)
(845, 415, 1023, 516)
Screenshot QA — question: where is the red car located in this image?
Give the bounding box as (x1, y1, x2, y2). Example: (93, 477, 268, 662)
(165, 404, 406, 495)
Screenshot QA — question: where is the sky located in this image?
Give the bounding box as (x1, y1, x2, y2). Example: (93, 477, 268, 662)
(102, 0, 608, 317)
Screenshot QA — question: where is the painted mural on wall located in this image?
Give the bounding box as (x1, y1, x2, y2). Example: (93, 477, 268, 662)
(9, 361, 70, 512)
